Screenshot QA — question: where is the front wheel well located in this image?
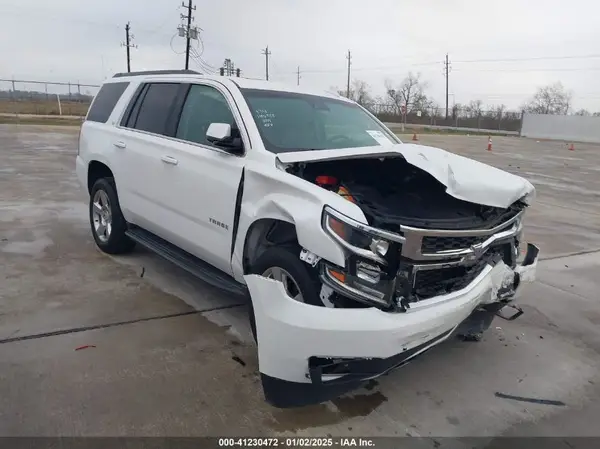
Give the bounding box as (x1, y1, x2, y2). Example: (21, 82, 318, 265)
(87, 161, 114, 194)
(242, 219, 300, 274)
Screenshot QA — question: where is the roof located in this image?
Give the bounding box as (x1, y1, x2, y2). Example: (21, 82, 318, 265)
(105, 71, 351, 102)
(112, 69, 200, 78)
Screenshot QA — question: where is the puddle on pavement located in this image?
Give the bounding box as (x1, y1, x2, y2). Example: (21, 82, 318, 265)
(267, 391, 388, 431)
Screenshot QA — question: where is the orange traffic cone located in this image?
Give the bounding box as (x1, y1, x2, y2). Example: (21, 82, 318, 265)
(487, 136, 492, 151)
(412, 132, 419, 141)
(568, 143, 574, 151)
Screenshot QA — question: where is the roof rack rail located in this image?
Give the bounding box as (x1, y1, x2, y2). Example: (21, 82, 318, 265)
(112, 69, 201, 78)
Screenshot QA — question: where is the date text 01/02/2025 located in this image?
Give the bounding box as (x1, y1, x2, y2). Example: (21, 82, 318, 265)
(218, 437, 376, 447)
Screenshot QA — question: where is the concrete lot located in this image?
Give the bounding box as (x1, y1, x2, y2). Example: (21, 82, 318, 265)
(1, 125, 600, 440)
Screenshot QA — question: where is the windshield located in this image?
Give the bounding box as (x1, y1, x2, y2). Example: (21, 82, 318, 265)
(240, 88, 400, 154)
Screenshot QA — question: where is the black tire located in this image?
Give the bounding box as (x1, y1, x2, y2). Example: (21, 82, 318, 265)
(89, 177, 135, 254)
(250, 246, 323, 305)
(247, 246, 323, 343)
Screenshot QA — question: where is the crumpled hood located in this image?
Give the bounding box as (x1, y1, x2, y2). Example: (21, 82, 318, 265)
(276, 143, 535, 209)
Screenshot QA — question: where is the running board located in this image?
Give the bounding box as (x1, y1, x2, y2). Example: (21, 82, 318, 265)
(125, 227, 248, 298)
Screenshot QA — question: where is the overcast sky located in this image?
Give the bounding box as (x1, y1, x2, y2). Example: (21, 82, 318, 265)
(1, 0, 599, 112)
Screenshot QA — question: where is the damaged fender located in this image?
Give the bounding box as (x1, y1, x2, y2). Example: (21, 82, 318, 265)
(230, 161, 367, 282)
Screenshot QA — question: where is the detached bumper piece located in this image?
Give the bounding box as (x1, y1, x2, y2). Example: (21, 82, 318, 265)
(262, 328, 453, 408)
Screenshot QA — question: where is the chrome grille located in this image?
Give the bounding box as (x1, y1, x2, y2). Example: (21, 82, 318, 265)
(420, 222, 515, 254)
(413, 253, 497, 299)
(421, 235, 486, 253)
(399, 212, 523, 301)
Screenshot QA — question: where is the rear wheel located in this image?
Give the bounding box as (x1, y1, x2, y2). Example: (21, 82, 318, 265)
(89, 177, 135, 254)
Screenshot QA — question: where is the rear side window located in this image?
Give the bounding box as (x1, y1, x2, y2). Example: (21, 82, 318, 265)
(86, 82, 129, 123)
(131, 83, 180, 135)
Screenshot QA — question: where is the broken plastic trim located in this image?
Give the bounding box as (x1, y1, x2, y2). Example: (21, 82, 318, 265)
(496, 303, 524, 321)
(307, 327, 454, 386)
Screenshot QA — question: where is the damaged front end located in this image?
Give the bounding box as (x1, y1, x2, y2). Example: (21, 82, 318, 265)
(246, 151, 539, 408)
(319, 204, 537, 313)
(293, 156, 537, 314)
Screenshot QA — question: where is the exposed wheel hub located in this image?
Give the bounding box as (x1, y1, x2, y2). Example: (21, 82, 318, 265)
(262, 267, 304, 303)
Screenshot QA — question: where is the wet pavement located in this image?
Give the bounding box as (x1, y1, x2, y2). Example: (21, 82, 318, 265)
(1, 125, 600, 439)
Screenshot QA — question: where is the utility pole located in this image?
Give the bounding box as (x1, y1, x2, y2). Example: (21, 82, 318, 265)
(262, 46, 271, 80)
(444, 53, 451, 119)
(180, 0, 196, 70)
(121, 22, 137, 73)
(346, 50, 352, 99)
(296, 66, 301, 86)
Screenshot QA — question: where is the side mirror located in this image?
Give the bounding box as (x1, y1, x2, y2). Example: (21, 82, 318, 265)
(206, 123, 244, 154)
(206, 123, 232, 143)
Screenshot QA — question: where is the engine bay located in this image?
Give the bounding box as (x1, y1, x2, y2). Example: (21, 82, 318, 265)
(286, 155, 526, 231)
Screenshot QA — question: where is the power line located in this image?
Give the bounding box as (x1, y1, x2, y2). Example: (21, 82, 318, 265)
(288, 54, 600, 76)
(453, 67, 600, 73)
(297, 60, 441, 74)
(170, 33, 186, 55)
(454, 54, 600, 63)
(261, 46, 271, 80)
(190, 48, 216, 74)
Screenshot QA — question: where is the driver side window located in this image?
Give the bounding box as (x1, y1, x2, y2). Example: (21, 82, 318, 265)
(176, 84, 237, 147)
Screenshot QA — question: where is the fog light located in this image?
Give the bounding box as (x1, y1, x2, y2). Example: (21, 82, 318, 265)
(370, 238, 389, 256)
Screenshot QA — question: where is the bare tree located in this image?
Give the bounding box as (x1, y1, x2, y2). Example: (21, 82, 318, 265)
(465, 100, 483, 118)
(451, 103, 462, 119)
(351, 79, 374, 108)
(333, 79, 374, 108)
(385, 72, 428, 114)
(524, 82, 572, 115)
(485, 104, 506, 119)
(574, 109, 591, 116)
(412, 91, 434, 115)
(384, 79, 404, 115)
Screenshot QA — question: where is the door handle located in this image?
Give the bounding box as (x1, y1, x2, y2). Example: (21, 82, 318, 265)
(161, 155, 179, 165)
(113, 141, 127, 149)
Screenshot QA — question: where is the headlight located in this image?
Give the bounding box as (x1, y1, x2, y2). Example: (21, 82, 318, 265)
(323, 210, 390, 265)
(371, 239, 389, 256)
(321, 207, 404, 307)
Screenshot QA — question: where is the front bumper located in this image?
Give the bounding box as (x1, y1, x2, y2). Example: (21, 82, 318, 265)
(244, 244, 539, 408)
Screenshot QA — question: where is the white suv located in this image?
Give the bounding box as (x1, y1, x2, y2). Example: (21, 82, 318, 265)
(76, 70, 539, 408)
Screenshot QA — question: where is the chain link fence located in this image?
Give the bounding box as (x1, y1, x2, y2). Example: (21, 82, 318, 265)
(368, 103, 523, 133)
(1, 78, 524, 133)
(0, 79, 100, 118)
